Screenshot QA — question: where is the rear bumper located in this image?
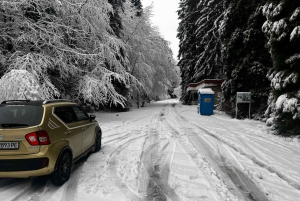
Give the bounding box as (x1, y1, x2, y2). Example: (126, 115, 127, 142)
(0, 146, 58, 178)
(0, 158, 49, 171)
(0, 158, 54, 178)
(0, 141, 71, 178)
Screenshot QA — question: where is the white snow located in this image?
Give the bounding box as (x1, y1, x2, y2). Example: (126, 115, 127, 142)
(198, 88, 214, 94)
(290, 8, 300, 22)
(0, 69, 41, 102)
(272, 2, 283, 17)
(271, 19, 287, 36)
(262, 20, 272, 35)
(286, 53, 300, 65)
(276, 94, 287, 110)
(271, 71, 284, 90)
(1, 99, 300, 201)
(262, 3, 274, 19)
(290, 26, 300, 41)
(276, 94, 298, 117)
(262, 2, 288, 41)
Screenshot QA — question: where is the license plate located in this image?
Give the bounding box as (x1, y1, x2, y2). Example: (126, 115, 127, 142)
(0, 142, 19, 150)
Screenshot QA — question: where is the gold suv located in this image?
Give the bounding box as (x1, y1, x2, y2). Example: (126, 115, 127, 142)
(0, 99, 102, 186)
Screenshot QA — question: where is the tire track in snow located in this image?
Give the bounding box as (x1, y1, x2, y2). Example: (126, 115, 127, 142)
(174, 105, 300, 192)
(210, 115, 298, 154)
(0, 179, 32, 201)
(164, 118, 238, 201)
(208, 116, 300, 177)
(174, 109, 269, 201)
(108, 135, 147, 201)
(143, 140, 180, 201)
(210, 114, 300, 171)
(37, 183, 61, 201)
(140, 107, 181, 201)
(101, 104, 168, 133)
(219, 150, 270, 201)
(160, 140, 176, 183)
(105, 110, 163, 200)
(187, 134, 269, 201)
(60, 159, 85, 201)
(10, 176, 48, 201)
(0, 178, 22, 188)
(103, 131, 142, 145)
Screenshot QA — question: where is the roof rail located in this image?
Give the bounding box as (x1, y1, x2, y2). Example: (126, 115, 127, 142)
(1, 100, 30, 104)
(43, 99, 71, 104)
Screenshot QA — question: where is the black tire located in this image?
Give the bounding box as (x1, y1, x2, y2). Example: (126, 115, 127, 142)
(51, 151, 72, 186)
(94, 131, 102, 152)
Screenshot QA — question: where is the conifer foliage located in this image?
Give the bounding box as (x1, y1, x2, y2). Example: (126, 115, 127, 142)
(177, 0, 300, 135)
(262, 0, 300, 135)
(177, 0, 225, 104)
(177, 0, 203, 103)
(221, 0, 272, 118)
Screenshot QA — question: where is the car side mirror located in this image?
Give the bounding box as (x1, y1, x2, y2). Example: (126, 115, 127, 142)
(89, 115, 96, 122)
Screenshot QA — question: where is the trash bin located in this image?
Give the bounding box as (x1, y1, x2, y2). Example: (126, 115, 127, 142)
(198, 88, 214, 115)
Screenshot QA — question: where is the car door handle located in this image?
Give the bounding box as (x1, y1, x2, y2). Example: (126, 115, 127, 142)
(65, 130, 71, 134)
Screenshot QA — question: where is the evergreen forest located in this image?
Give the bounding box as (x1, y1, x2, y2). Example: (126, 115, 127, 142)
(177, 0, 300, 135)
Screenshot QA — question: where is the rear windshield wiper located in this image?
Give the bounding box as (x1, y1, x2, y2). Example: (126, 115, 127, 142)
(1, 123, 29, 128)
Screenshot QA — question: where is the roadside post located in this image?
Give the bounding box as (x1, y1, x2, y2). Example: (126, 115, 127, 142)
(236, 92, 251, 119)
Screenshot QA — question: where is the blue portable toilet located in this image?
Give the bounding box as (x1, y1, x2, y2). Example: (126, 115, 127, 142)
(198, 88, 214, 115)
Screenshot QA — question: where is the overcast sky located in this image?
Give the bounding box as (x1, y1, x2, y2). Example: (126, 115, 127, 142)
(142, 0, 180, 61)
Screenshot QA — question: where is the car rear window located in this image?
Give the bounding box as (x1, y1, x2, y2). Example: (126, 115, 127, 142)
(0, 105, 44, 128)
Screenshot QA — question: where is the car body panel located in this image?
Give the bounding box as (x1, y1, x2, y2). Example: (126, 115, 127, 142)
(82, 121, 98, 152)
(0, 100, 101, 179)
(0, 139, 70, 178)
(0, 126, 42, 155)
(63, 122, 84, 158)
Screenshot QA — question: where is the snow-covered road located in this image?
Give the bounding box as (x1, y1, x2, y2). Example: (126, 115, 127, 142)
(1, 99, 300, 201)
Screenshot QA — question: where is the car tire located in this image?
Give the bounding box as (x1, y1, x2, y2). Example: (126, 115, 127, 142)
(94, 131, 102, 152)
(51, 151, 72, 186)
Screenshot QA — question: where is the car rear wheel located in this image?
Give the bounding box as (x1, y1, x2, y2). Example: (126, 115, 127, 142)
(94, 131, 102, 152)
(51, 151, 72, 186)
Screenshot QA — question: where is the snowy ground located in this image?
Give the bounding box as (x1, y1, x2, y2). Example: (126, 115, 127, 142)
(1, 99, 300, 201)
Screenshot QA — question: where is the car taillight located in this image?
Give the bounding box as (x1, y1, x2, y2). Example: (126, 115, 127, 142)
(25, 133, 39, 146)
(25, 130, 51, 146)
(37, 130, 51, 145)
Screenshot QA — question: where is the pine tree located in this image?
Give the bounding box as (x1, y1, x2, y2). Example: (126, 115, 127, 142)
(194, 0, 225, 82)
(177, 0, 200, 104)
(131, 0, 142, 16)
(177, 0, 227, 104)
(262, 0, 300, 135)
(220, 0, 272, 118)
